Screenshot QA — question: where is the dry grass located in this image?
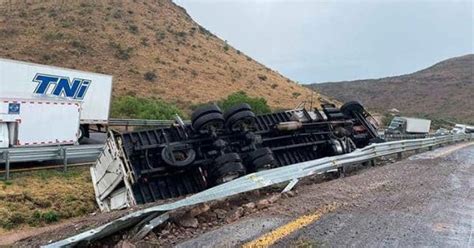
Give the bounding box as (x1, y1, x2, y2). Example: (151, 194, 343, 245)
(0, 0, 333, 111)
(0, 167, 96, 233)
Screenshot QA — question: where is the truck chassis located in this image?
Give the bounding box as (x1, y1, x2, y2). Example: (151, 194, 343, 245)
(92, 101, 381, 211)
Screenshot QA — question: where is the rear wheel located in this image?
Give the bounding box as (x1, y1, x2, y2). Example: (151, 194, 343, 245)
(224, 104, 256, 131)
(191, 105, 225, 133)
(248, 147, 277, 171)
(210, 153, 247, 185)
(78, 125, 89, 143)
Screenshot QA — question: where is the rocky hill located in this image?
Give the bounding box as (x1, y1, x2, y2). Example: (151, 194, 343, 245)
(310, 54, 474, 124)
(0, 0, 328, 111)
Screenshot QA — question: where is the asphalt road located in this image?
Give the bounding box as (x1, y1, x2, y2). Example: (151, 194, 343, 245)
(273, 144, 474, 248)
(178, 143, 474, 248)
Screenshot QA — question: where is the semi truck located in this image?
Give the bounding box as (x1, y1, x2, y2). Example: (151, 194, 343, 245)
(386, 116, 431, 134)
(91, 101, 383, 211)
(0, 58, 113, 145)
(452, 124, 474, 134)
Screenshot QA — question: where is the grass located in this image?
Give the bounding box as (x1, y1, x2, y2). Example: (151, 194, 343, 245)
(111, 96, 184, 119)
(0, 168, 96, 232)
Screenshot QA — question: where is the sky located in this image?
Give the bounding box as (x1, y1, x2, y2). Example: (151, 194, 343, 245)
(174, 0, 473, 84)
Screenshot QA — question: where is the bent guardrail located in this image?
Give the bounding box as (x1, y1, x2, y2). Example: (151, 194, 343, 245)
(44, 133, 473, 247)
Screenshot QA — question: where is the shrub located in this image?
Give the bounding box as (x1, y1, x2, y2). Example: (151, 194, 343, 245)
(292, 92, 301, 99)
(128, 24, 139, 34)
(218, 91, 271, 114)
(156, 31, 166, 41)
(111, 96, 184, 120)
(144, 71, 157, 81)
(42, 210, 59, 223)
(109, 42, 133, 60)
(258, 75, 267, 81)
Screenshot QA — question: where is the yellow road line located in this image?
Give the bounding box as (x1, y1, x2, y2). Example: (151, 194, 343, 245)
(243, 202, 339, 248)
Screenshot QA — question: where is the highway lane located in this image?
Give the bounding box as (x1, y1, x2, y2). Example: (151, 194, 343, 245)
(178, 143, 474, 248)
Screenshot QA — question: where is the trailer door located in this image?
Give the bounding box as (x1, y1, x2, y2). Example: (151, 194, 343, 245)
(0, 123, 8, 148)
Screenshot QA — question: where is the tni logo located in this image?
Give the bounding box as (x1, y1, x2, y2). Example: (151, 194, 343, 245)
(33, 74, 91, 100)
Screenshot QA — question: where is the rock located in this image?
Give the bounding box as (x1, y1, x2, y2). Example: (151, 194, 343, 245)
(176, 215, 199, 228)
(214, 208, 227, 219)
(283, 191, 296, 198)
(268, 194, 281, 203)
(256, 199, 270, 209)
(116, 240, 136, 248)
(226, 207, 244, 223)
(201, 211, 217, 220)
(189, 203, 210, 217)
(243, 202, 256, 209)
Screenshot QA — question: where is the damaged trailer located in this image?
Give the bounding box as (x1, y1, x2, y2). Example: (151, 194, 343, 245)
(91, 101, 382, 211)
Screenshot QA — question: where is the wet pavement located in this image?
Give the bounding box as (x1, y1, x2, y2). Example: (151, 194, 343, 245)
(179, 144, 474, 248)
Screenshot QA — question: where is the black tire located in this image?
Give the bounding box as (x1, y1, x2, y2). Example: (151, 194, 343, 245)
(212, 162, 246, 185)
(248, 147, 272, 161)
(248, 148, 276, 171)
(225, 110, 256, 131)
(78, 125, 88, 142)
(223, 103, 252, 120)
(340, 101, 364, 116)
(161, 146, 196, 167)
(252, 154, 276, 171)
(191, 104, 222, 123)
(192, 112, 225, 132)
(214, 153, 241, 166)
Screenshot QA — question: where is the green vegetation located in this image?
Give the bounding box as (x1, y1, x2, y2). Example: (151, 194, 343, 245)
(111, 96, 184, 119)
(292, 92, 301, 99)
(128, 24, 139, 34)
(218, 91, 271, 115)
(109, 42, 133, 60)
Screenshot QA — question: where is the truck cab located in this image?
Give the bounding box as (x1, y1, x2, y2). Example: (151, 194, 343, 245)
(387, 117, 405, 134)
(386, 116, 431, 135)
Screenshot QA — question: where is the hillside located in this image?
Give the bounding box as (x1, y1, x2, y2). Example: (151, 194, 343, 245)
(310, 54, 474, 124)
(0, 0, 328, 112)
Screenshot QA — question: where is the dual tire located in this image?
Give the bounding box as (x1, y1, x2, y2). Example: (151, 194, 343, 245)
(210, 153, 247, 185)
(191, 103, 257, 133)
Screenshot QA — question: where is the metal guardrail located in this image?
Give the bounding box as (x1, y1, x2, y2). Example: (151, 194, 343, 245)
(108, 118, 190, 127)
(0, 144, 103, 180)
(44, 133, 474, 247)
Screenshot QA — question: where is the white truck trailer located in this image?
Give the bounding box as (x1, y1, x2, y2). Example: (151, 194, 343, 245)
(0, 58, 113, 141)
(0, 98, 81, 148)
(386, 116, 431, 134)
(452, 124, 474, 134)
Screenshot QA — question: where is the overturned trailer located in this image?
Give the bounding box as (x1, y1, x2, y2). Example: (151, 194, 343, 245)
(91, 101, 381, 211)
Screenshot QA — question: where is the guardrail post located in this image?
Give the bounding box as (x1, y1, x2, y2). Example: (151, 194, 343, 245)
(370, 159, 376, 166)
(4, 150, 10, 180)
(428, 146, 433, 151)
(397, 152, 402, 160)
(62, 147, 68, 173)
